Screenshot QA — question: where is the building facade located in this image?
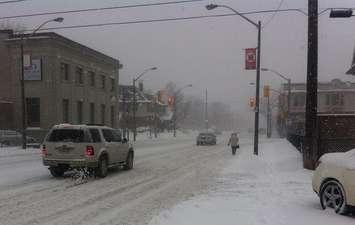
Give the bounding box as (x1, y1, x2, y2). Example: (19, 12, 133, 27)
(277, 79, 355, 136)
(118, 84, 167, 130)
(0, 30, 120, 135)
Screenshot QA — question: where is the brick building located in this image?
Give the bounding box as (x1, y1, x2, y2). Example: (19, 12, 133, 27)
(0, 30, 120, 137)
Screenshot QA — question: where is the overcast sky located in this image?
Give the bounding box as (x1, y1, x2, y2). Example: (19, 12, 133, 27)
(1, 0, 355, 125)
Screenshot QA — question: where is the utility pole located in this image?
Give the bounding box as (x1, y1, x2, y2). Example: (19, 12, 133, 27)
(304, 0, 318, 169)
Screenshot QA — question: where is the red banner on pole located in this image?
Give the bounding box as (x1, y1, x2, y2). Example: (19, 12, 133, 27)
(245, 48, 256, 70)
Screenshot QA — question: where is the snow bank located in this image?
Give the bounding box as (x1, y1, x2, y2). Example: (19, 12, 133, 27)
(150, 139, 355, 225)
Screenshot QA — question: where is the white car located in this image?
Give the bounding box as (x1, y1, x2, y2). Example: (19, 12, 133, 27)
(312, 149, 355, 214)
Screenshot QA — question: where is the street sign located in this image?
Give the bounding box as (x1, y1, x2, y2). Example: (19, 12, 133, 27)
(245, 48, 256, 70)
(23, 54, 31, 67)
(24, 59, 42, 81)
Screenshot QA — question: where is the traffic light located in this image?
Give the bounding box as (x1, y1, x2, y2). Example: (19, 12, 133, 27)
(330, 9, 353, 18)
(249, 97, 255, 108)
(168, 96, 174, 108)
(263, 85, 270, 97)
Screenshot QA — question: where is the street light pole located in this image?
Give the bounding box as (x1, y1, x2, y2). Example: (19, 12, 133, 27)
(20, 40, 26, 149)
(20, 17, 64, 149)
(132, 78, 137, 141)
(205, 88, 208, 131)
(261, 68, 291, 137)
(206, 4, 261, 155)
(254, 21, 261, 155)
(132, 67, 157, 141)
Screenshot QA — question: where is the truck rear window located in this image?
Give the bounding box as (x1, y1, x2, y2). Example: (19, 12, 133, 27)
(47, 129, 85, 142)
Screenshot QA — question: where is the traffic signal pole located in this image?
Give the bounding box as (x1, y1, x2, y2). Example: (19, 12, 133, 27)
(304, 0, 318, 169)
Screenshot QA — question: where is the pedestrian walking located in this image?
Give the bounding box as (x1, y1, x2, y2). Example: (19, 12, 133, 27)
(228, 133, 239, 155)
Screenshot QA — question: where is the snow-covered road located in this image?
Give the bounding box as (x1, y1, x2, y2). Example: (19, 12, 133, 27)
(0, 134, 235, 225)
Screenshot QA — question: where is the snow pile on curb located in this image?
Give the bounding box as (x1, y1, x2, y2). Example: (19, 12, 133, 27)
(150, 139, 354, 225)
(0, 146, 40, 157)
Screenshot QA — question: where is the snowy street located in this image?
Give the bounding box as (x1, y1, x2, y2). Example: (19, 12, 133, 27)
(0, 134, 233, 225)
(0, 135, 354, 225)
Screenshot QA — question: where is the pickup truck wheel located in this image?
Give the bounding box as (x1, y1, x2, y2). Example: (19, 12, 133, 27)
(49, 166, 65, 177)
(95, 156, 108, 178)
(124, 151, 134, 170)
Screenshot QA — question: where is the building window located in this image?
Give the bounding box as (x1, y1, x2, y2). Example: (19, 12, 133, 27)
(26, 97, 40, 127)
(62, 99, 69, 123)
(101, 104, 106, 124)
(90, 103, 95, 124)
(77, 101, 83, 124)
(76, 67, 83, 85)
(325, 94, 330, 106)
(101, 75, 106, 90)
(326, 93, 344, 106)
(110, 78, 115, 92)
(293, 94, 305, 107)
(60, 63, 70, 81)
(88, 71, 95, 87)
(111, 105, 115, 127)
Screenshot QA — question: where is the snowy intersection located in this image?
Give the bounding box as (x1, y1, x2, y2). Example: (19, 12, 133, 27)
(0, 135, 354, 225)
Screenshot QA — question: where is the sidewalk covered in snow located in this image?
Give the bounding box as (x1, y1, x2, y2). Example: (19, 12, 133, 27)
(150, 139, 355, 225)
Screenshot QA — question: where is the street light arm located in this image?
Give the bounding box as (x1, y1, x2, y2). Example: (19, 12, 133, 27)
(134, 67, 157, 82)
(265, 68, 290, 82)
(214, 4, 259, 27)
(32, 18, 62, 35)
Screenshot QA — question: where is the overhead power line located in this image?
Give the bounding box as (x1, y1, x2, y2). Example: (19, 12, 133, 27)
(0, 0, 26, 4)
(262, 0, 285, 29)
(21, 8, 307, 33)
(0, 0, 205, 20)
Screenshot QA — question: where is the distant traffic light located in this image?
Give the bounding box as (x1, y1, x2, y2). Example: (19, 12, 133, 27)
(249, 97, 255, 108)
(263, 85, 270, 98)
(168, 96, 174, 108)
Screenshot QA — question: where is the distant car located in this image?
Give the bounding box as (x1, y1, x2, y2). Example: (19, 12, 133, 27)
(196, 132, 217, 146)
(312, 149, 355, 214)
(0, 130, 39, 147)
(214, 130, 222, 135)
(42, 124, 134, 178)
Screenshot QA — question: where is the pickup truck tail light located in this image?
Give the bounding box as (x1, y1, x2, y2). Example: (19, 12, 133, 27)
(86, 145, 95, 157)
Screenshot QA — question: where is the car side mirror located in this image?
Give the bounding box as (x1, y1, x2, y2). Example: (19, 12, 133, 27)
(122, 138, 128, 144)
